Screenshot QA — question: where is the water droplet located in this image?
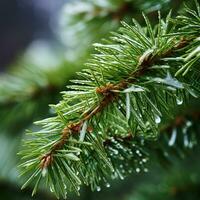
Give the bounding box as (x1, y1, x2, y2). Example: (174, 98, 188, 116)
(144, 168, 149, 172)
(50, 186, 54, 193)
(96, 186, 101, 192)
(113, 149, 119, 155)
(129, 151, 133, 155)
(155, 115, 161, 124)
(142, 158, 147, 163)
(176, 98, 183, 105)
(168, 128, 177, 146)
(128, 169, 132, 173)
(186, 121, 192, 127)
(118, 172, 125, 180)
(136, 150, 140, 154)
(116, 144, 120, 149)
(106, 183, 110, 188)
(184, 134, 189, 147)
(122, 169, 125, 173)
(119, 156, 124, 160)
(136, 168, 140, 173)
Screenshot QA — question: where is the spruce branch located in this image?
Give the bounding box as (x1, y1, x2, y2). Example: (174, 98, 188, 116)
(19, 3, 200, 199)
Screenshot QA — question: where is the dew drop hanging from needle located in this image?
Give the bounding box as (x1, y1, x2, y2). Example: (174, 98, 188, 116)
(155, 115, 161, 124)
(96, 186, 101, 192)
(176, 97, 183, 105)
(168, 128, 177, 146)
(106, 183, 110, 188)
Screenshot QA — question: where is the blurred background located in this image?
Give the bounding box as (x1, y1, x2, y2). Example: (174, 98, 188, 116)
(0, 0, 200, 199)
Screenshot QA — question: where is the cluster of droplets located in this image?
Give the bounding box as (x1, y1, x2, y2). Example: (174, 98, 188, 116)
(94, 177, 111, 192)
(105, 136, 149, 181)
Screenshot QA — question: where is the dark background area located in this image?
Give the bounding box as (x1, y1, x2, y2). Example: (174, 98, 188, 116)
(0, 0, 66, 71)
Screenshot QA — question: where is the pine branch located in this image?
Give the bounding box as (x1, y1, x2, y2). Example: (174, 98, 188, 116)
(19, 2, 200, 198)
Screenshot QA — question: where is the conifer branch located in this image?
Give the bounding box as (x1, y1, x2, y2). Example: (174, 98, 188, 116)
(19, 2, 200, 198)
(41, 35, 195, 169)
